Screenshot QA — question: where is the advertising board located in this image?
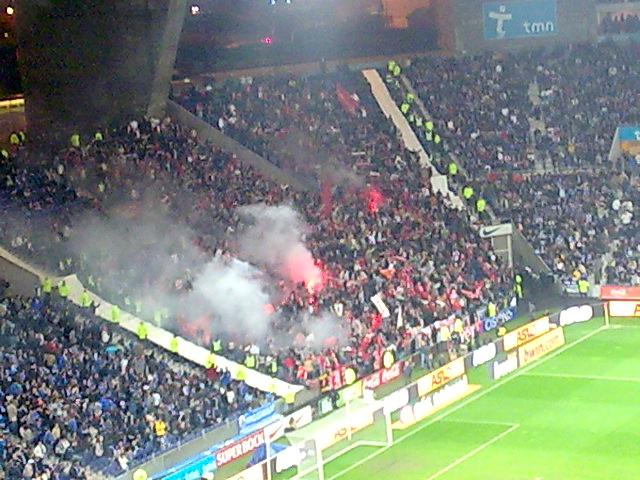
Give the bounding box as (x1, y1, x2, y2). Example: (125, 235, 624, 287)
(382, 388, 410, 415)
(157, 455, 217, 480)
(476, 298, 517, 332)
(363, 360, 406, 390)
(472, 343, 497, 367)
(609, 301, 640, 317)
(517, 327, 565, 367)
(483, 0, 557, 41)
(491, 354, 519, 380)
(558, 305, 594, 326)
(416, 357, 465, 397)
(315, 409, 375, 450)
(265, 406, 313, 440)
(400, 376, 470, 427)
(600, 285, 640, 300)
(503, 316, 550, 351)
(239, 402, 279, 436)
(617, 126, 640, 142)
(215, 429, 267, 468)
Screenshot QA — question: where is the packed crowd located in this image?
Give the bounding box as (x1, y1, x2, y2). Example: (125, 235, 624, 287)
(174, 67, 383, 181)
(0, 290, 264, 477)
(174, 68, 510, 373)
(599, 13, 640, 34)
(396, 42, 640, 286)
(2, 29, 639, 480)
(1, 67, 508, 394)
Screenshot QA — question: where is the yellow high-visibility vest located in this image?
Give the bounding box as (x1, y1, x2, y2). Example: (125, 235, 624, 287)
(58, 281, 70, 298)
(110, 305, 120, 323)
(80, 290, 92, 308)
(137, 322, 148, 340)
(154, 420, 167, 437)
(244, 354, 256, 369)
(42, 277, 53, 294)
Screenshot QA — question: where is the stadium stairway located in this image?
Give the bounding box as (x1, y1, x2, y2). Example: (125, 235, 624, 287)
(361, 69, 464, 210)
(380, 68, 555, 279)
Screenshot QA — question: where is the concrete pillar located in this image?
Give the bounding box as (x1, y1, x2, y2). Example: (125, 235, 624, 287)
(15, 0, 186, 143)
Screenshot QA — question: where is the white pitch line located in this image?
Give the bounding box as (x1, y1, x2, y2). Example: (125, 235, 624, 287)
(326, 325, 606, 480)
(523, 372, 640, 383)
(425, 423, 520, 480)
(440, 418, 518, 428)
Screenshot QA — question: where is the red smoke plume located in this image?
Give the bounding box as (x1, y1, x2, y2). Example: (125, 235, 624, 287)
(283, 245, 325, 294)
(364, 186, 385, 214)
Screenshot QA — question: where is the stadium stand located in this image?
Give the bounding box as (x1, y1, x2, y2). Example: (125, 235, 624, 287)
(1, 71, 509, 394)
(390, 42, 639, 287)
(0, 289, 265, 477)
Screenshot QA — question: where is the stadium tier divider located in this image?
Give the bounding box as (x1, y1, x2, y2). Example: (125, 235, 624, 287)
(0, 244, 304, 402)
(62, 274, 304, 401)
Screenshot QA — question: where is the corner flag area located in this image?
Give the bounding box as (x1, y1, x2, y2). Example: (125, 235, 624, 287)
(321, 319, 640, 480)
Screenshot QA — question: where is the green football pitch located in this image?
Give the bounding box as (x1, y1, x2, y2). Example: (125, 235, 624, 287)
(322, 318, 640, 480)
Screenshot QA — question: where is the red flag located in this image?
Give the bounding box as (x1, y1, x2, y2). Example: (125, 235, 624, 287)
(320, 179, 333, 218)
(336, 83, 359, 115)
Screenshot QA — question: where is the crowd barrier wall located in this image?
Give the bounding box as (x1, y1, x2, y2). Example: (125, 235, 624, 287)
(0, 245, 44, 296)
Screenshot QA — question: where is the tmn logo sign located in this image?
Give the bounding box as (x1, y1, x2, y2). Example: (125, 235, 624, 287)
(483, 0, 557, 40)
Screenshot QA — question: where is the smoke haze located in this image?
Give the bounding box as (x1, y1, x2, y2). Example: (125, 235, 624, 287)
(237, 204, 324, 292)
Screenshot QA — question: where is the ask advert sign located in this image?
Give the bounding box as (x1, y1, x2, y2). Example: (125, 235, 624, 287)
(483, 0, 557, 40)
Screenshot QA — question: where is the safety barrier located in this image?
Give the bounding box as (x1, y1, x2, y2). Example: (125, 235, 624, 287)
(60, 274, 304, 401)
(0, 96, 25, 110)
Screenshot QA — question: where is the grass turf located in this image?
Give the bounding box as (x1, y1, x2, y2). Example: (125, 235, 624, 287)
(322, 317, 640, 480)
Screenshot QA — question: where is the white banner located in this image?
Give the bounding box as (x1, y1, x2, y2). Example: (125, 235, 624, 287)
(492, 354, 519, 380)
(371, 293, 391, 318)
(471, 343, 497, 367)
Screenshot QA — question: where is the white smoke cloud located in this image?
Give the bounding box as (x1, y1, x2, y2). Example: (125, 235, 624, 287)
(65, 198, 335, 344)
(303, 310, 348, 349)
(191, 257, 273, 339)
(237, 204, 323, 291)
